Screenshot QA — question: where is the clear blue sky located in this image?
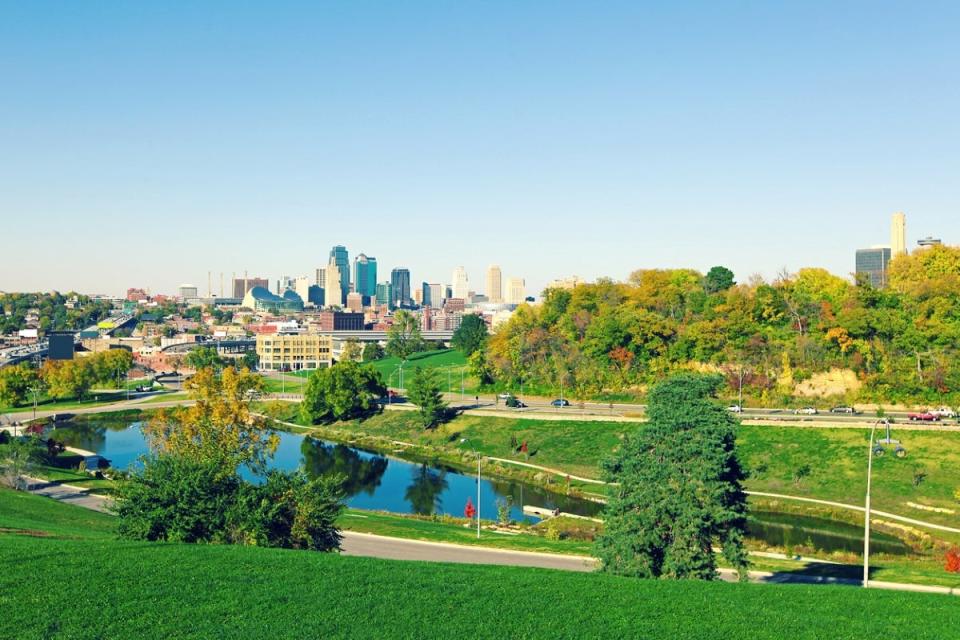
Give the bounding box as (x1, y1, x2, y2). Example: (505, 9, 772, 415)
(1, 1, 957, 297)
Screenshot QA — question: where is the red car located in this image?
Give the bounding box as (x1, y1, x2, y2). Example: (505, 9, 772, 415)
(907, 412, 940, 422)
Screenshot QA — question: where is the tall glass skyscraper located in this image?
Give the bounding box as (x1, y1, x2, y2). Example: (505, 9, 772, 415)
(329, 245, 350, 305)
(390, 268, 411, 308)
(376, 282, 393, 308)
(353, 254, 378, 299)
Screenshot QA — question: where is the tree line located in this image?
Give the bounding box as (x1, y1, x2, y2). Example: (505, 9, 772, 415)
(482, 246, 960, 405)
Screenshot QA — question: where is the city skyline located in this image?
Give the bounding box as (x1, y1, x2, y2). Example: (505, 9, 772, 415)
(2, 3, 959, 295)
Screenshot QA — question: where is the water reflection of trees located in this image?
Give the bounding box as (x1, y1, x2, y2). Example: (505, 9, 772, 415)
(300, 439, 388, 498)
(404, 465, 449, 515)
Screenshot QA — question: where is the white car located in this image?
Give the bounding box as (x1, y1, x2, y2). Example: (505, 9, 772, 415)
(727, 405, 743, 413)
(497, 392, 514, 400)
(794, 407, 818, 415)
(931, 407, 957, 418)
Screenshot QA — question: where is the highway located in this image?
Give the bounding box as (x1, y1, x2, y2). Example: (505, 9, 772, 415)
(0, 313, 137, 368)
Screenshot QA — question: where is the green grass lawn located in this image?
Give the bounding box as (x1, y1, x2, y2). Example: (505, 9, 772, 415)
(2, 489, 958, 639)
(0, 391, 135, 415)
(291, 349, 471, 385)
(291, 410, 960, 530)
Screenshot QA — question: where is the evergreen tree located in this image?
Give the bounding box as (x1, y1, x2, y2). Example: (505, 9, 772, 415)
(406, 366, 447, 429)
(595, 373, 749, 580)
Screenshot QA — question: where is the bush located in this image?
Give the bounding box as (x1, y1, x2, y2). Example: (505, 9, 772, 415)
(114, 456, 238, 543)
(228, 470, 345, 551)
(115, 455, 345, 552)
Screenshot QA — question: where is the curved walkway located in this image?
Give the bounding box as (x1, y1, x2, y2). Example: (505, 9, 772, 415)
(488, 458, 960, 535)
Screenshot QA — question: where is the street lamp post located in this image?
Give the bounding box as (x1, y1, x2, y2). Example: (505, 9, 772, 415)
(461, 438, 482, 539)
(863, 420, 879, 588)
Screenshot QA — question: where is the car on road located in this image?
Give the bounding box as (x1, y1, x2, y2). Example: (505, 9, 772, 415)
(930, 407, 957, 419)
(506, 397, 527, 408)
(497, 392, 514, 400)
(727, 405, 743, 413)
(829, 406, 858, 414)
(908, 411, 940, 422)
(551, 398, 570, 408)
(794, 407, 818, 415)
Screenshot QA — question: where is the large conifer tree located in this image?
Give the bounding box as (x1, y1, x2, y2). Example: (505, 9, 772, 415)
(596, 373, 749, 580)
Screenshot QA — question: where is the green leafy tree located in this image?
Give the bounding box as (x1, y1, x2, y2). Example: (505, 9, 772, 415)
(406, 366, 448, 429)
(451, 314, 488, 356)
(0, 364, 40, 408)
(386, 310, 424, 359)
(704, 266, 736, 294)
(41, 359, 95, 400)
(185, 346, 228, 372)
(300, 361, 386, 424)
(468, 350, 495, 386)
(362, 342, 385, 362)
(595, 373, 749, 581)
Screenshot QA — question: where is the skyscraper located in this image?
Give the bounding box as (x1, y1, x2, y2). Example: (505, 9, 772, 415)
(452, 266, 469, 300)
(330, 245, 350, 304)
(353, 254, 377, 298)
(485, 265, 503, 303)
(325, 260, 343, 307)
(505, 277, 526, 305)
(855, 247, 892, 288)
(391, 268, 411, 307)
(376, 282, 393, 308)
(891, 212, 907, 257)
(233, 276, 269, 299)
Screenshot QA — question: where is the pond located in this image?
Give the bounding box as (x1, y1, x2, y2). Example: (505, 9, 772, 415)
(49, 419, 602, 523)
(49, 418, 913, 556)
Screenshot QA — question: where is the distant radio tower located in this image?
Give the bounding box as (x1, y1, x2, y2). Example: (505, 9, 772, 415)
(207, 271, 212, 298)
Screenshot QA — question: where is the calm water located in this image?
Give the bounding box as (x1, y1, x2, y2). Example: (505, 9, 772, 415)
(49, 420, 601, 523)
(50, 419, 911, 555)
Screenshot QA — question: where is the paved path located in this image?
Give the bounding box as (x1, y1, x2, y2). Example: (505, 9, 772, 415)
(25, 478, 111, 513)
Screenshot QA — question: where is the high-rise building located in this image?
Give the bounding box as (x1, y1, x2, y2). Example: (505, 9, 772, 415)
(315, 268, 326, 289)
(233, 277, 269, 299)
(353, 254, 377, 298)
(505, 277, 526, 305)
(293, 276, 313, 305)
(178, 284, 198, 300)
(391, 268, 411, 307)
(376, 282, 393, 308)
(413, 287, 423, 306)
(427, 283, 444, 308)
(891, 212, 907, 257)
(485, 265, 503, 303)
(325, 260, 343, 307)
(346, 292, 364, 312)
(452, 266, 469, 300)
(855, 247, 892, 288)
(330, 245, 350, 304)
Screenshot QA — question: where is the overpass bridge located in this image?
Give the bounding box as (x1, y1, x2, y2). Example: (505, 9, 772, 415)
(0, 313, 138, 368)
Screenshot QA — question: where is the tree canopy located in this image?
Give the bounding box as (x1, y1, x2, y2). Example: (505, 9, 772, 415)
(451, 313, 488, 356)
(595, 374, 749, 580)
(386, 310, 424, 359)
(300, 361, 386, 425)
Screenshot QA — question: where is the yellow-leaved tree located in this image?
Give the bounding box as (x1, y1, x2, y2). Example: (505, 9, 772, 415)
(144, 367, 277, 475)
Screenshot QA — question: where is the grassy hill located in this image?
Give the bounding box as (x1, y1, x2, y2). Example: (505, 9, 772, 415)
(2, 489, 959, 639)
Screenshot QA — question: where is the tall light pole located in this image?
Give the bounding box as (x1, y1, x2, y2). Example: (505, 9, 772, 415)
(461, 438, 482, 539)
(863, 420, 879, 588)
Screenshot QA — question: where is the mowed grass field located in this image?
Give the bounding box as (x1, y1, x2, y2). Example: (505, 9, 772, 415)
(2, 489, 959, 640)
(288, 410, 960, 528)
